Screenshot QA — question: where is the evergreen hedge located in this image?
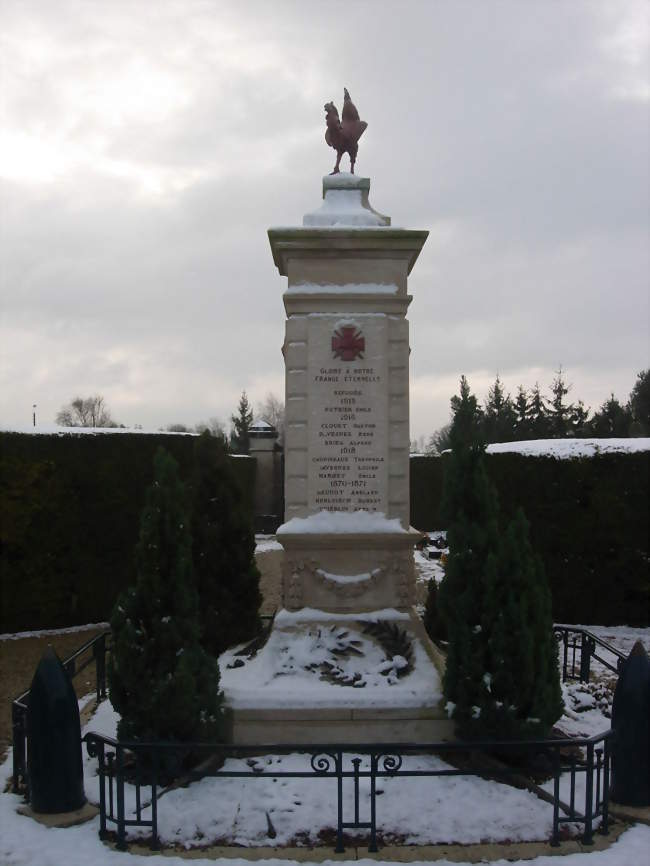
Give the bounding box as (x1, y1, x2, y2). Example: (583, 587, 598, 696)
(0, 432, 256, 632)
(410, 451, 649, 626)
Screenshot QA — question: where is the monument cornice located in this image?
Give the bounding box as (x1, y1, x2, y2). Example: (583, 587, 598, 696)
(268, 227, 429, 277)
(283, 293, 413, 316)
(278, 528, 423, 551)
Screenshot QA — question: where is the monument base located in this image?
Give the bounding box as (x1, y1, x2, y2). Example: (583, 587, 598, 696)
(220, 608, 453, 746)
(278, 524, 422, 613)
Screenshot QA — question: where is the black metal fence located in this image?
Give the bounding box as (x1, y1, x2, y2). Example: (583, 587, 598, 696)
(83, 730, 611, 854)
(554, 625, 625, 683)
(11, 630, 111, 794)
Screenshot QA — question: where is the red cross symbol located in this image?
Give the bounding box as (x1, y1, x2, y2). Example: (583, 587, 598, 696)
(332, 326, 365, 361)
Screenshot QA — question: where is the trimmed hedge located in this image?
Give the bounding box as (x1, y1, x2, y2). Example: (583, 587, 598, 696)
(409, 452, 649, 626)
(410, 455, 444, 530)
(0, 432, 255, 632)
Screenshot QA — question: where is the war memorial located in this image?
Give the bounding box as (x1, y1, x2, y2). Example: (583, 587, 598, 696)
(221, 90, 451, 743)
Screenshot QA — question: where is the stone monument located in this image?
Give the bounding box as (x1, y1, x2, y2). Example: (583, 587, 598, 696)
(219, 98, 450, 743)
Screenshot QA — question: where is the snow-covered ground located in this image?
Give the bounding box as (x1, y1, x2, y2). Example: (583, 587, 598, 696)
(2, 727, 649, 866)
(2, 694, 649, 864)
(414, 531, 448, 586)
(2, 549, 648, 864)
(2, 618, 650, 863)
(75, 701, 555, 847)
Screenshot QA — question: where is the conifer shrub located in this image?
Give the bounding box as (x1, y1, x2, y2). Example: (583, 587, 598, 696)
(465, 509, 563, 739)
(109, 448, 225, 744)
(423, 578, 446, 643)
(191, 432, 262, 656)
(439, 378, 562, 740)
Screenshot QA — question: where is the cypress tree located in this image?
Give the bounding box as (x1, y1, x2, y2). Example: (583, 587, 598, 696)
(629, 369, 650, 435)
(191, 432, 261, 656)
(109, 448, 224, 743)
(423, 578, 446, 642)
(439, 446, 501, 730)
(546, 366, 574, 437)
(439, 378, 563, 740)
(478, 510, 563, 739)
(514, 385, 530, 440)
(438, 378, 500, 725)
(230, 391, 253, 454)
(528, 383, 549, 439)
(483, 375, 516, 444)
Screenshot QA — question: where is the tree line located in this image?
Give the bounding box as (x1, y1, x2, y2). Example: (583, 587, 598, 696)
(429, 368, 649, 453)
(55, 390, 286, 453)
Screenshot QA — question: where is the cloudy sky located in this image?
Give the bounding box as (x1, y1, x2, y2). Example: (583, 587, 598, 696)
(1, 0, 648, 439)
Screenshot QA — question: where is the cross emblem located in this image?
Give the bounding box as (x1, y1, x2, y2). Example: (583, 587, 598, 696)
(332, 326, 365, 361)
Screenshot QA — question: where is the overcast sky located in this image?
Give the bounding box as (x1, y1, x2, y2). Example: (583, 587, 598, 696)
(1, 0, 648, 439)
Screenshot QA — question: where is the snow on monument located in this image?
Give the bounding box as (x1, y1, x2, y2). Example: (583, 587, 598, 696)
(220, 93, 450, 743)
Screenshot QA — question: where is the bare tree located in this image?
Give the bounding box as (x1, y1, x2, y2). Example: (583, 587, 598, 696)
(56, 395, 117, 428)
(257, 392, 285, 445)
(194, 417, 227, 440)
(428, 423, 452, 455)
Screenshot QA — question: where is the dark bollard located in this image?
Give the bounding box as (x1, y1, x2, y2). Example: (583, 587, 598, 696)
(26, 646, 86, 813)
(610, 639, 650, 807)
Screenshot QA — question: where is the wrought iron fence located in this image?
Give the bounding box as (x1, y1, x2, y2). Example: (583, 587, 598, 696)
(554, 625, 625, 683)
(83, 730, 611, 854)
(11, 630, 111, 794)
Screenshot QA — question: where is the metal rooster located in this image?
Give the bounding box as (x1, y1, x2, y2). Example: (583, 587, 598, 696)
(324, 88, 367, 175)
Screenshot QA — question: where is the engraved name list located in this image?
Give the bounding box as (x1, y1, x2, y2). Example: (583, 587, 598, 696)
(307, 318, 388, 513)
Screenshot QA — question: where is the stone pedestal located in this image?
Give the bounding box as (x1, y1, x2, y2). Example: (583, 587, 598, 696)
(269, 174, 428, 611)
(220, 174, 449, 744)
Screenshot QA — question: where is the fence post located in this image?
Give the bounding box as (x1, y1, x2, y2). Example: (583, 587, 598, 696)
(580, 633, 592, 683)
(369, 753, 378, 854)
(335, 751, 344, 854)
(151, 749, 160, 851)
(600, 736, 610, 835)
(551, 751, 561, 847)
(26, 648, 86, 813)
(611, 640, 650, 807)
(96, 739, 107, 840)
(583, 742, 594, 845)
(116, 745, 127, 851)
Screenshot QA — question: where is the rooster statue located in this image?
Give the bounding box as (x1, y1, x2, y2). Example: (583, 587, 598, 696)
(324, 88, 367, 175)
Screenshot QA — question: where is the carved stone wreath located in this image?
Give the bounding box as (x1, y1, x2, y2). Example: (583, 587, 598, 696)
(314, 566, 382, 598)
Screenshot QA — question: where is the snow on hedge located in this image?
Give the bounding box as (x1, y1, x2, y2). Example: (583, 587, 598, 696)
(0, 424, 195, 436)
(485, 438, 650, 459)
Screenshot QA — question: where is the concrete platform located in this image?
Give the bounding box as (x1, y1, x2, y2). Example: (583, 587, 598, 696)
(231, 704, 454, 745)
(221, 608, 451, 746)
